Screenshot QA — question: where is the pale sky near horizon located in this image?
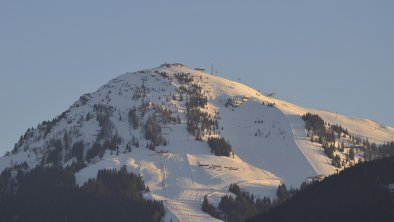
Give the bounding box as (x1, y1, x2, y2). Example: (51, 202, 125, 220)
(0, 0, 393, 154)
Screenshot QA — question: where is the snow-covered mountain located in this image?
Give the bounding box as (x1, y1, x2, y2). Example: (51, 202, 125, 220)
(1, 63, 394, 222)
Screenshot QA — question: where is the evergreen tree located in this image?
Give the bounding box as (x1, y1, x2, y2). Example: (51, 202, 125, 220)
(207, 137, 232, 156)
(276, 184, 290, 202)
(349, 148, 355, 161)
(202, 196, 222, 220)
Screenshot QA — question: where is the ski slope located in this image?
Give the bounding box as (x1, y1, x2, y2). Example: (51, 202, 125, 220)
(1, 63, 393, 221)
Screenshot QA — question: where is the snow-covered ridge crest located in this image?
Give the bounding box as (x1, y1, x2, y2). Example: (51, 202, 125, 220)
(1, 63, 393, 222)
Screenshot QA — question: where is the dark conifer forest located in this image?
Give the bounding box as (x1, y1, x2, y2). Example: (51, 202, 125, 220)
(207, 137, 233, 157)
(0, 165, 164, 222)
(248, 157, 394, 222)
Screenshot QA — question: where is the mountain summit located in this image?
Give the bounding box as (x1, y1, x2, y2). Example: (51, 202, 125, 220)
(1, 63, 394, 221)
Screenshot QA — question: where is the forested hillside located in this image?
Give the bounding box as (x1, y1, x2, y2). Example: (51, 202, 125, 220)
(0, 165, 164, 222)
(248, 157, 394, 222)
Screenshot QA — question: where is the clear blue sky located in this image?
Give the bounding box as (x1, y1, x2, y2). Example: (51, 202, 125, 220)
(0, 0, 393, 154)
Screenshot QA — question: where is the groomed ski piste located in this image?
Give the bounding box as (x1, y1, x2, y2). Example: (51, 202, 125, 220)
(1, 64, 394, 222)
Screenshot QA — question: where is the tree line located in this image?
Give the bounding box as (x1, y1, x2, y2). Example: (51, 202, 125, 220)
(302, 113, 394, 167)
(248, 157, 394, 222)
(0, 165, 164, 222)
(202, 183, 297, 222)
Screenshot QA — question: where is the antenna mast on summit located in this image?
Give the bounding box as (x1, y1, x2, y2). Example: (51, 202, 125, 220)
(211, 64, 214, 75)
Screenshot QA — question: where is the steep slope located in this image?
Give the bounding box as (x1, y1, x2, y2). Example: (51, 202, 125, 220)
(1, 63, 393, 221)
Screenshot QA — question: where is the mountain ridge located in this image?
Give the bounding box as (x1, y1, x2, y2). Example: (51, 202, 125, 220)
(1, 63, 393, 222)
